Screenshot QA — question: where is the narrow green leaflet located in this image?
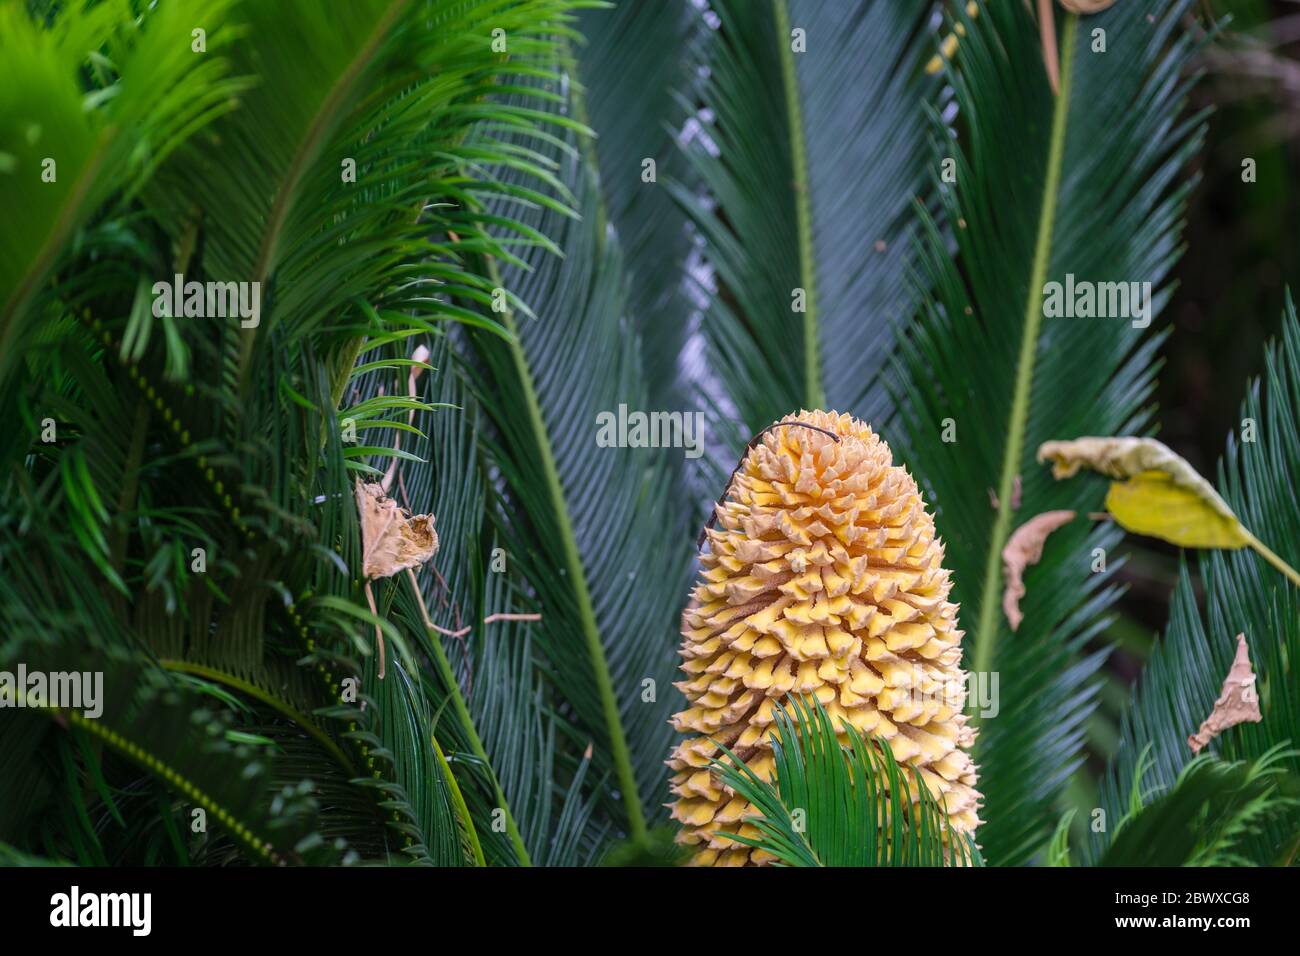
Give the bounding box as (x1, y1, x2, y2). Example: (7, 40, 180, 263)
(890, 1, 1207, 864)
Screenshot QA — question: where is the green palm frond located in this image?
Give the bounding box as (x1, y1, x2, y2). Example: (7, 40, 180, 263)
(1098, 746, 1299, 867)
(460, 568, 610, 866)
(1045, 807, 1077, 866)
(576, 0, 697, 408)
(5, 0, 1295, 873)
(1094, 295, 1300, 865)
(0, 648, 349, 865)
(887, 1, 1208, 865)
(142, 0, 583, 407)
(713, 695, 981, 867)
(671, 0, 935, 433)
(460, 62, 693, 844)
(0, 393, 464, 865)
(0, 0, 245, 371)
(365, 332, 606, 866)
(361, 333, 534, 866)
(0, 843, 69, 867)
(0, 0, 596, 866)
(369, 656, 481, 865)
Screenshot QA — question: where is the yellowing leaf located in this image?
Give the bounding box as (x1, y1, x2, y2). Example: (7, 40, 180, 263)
(1104, 471, 1250, 549)
(1039, 435, 1300, 590)
(1188, 634, 1262, 755)
(1036, 436, 1248, 549)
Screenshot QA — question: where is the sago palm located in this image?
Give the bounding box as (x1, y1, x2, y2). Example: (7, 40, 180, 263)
(0, 0, 1297, 872)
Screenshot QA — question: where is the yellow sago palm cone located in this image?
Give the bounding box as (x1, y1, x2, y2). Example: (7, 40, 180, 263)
(668, 410, 981, 865)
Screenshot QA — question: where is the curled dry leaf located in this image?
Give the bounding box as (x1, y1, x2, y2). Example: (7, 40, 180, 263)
(356, 478, 439, 579)
(1001, 510, 1076, 631)
(1188, 634, 1262, 754)
(1036, 436, 1249, 549)
(355, 478, 439, 678)
(1037, 436, 1230, 506)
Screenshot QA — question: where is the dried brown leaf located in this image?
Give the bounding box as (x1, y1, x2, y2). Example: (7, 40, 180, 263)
(1188, 634, 1263, 754)
(355, 478, 438, 580)
(1001, 510, 1076, 631)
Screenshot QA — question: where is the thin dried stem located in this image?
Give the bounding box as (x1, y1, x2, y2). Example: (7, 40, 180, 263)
(482, 613, 542, 625)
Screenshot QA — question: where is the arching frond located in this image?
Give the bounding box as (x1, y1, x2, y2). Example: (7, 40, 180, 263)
(714, 696, 982, 867)
(1094, 296, 1300, 865)
(672, 0, 936, 433)
(888, 1, 1208, 864)
(461, 65, 694, 843)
